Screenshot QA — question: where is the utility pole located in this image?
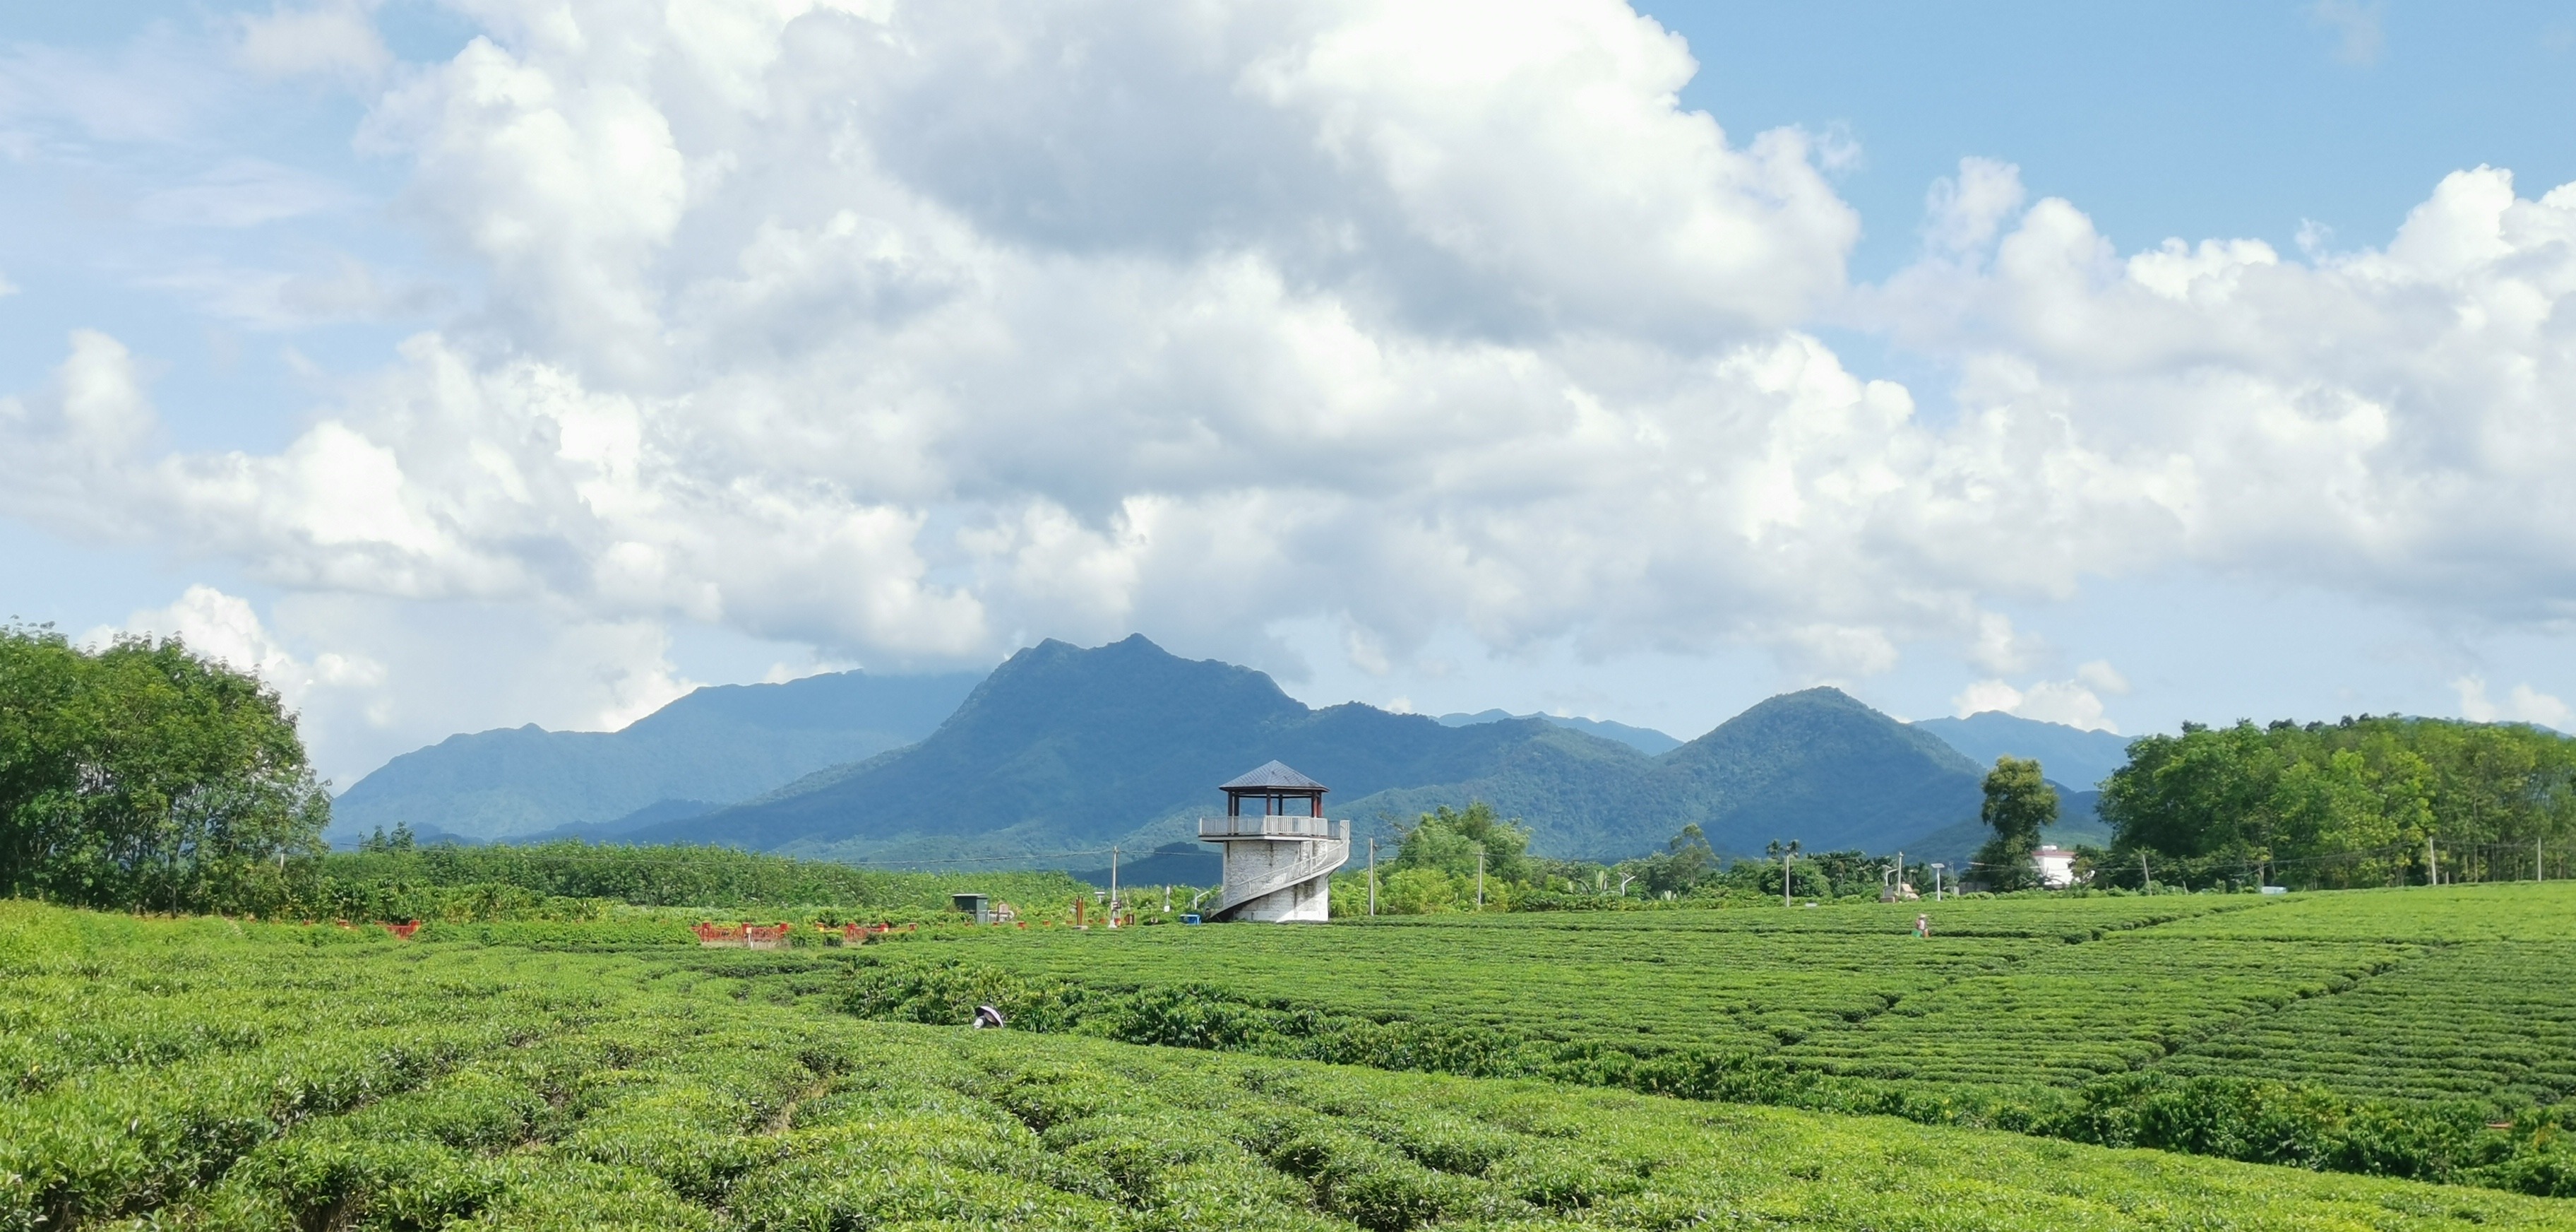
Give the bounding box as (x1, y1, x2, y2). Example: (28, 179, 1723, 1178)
(2427, 835, 2438, 887)
(1109, 846, 1120, 927)
(1476, 846, 1486, 911)
(1784, 847, 1792, 907)
(1931, 862, 1944, 901)
(1363, 836, 1377, 916)
(2140, 851, 2150, 892)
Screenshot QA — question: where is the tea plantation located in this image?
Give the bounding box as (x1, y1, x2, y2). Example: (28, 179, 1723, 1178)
(837, 882, 2576, 1192)
(5, 901, 2573, 1231)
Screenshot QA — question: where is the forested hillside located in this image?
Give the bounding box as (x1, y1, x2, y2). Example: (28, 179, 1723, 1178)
(330, 668, 981, 841)
(636, 638, 1996, 863)
(635, 636, 1660, 859)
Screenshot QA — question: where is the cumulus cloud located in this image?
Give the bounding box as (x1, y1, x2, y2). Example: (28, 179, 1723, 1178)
(1951, 676, 2120, 733)
(90, 586, 391, 774)
(2075, 660, 2130, 695)
(2453, 676, 2572, 729)
(1869, 160, 2576, 625)
(6, 0, 2576, 713)
(90, 586, 708, 783)
(93, 584, 386, 701)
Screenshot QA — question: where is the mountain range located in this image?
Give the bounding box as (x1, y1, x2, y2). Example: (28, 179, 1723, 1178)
(626, 636, 2005, 862)
(1912, 711, 2130, 789)
(334, 634, 2133, 863)
(328, 669, 982, 842)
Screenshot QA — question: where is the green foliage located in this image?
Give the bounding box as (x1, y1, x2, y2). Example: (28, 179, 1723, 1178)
(1630, 823, 1714, 896)
(3, 900, 2568, 1230)
(1391, 802, 1530, 886)
(1366, 802, 1532, 912)
(1974, 755, 2058, 891)
(0, 624, 328, 915)
(2101, 716, 2576, 888)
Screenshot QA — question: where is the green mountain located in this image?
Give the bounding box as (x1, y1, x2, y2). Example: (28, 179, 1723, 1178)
(638, 636, 1991, 862)
(633, 636, 1640, 858)
(1436, 709, 1683, 755)
(1899, 711, 2130, 865)
(330, 670, 983, 841)
(1912, 711, 2133, 789)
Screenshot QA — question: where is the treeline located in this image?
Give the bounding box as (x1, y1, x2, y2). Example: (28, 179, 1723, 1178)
(0, 624, 326, 915)
(2099, 716, 2576, 890)
(303, 840, 1092, 923)
(1335, 804, 1907, 914)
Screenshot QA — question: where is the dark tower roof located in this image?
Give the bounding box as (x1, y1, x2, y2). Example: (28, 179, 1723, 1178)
(1220, 760, 1328, 792)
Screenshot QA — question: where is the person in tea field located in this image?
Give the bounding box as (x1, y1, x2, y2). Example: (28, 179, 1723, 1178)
(1914, 913, 1931, 938)
(973, 1005, 1006, 1029)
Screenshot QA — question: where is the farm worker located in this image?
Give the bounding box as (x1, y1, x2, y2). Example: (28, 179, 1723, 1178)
(1914, 913, 1931, 939)
(972, 1005, 1006, 1030)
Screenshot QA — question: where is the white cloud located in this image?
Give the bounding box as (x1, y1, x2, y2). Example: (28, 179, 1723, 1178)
(90, 585, 382, 698)
(91, 586, 710, 784)
(2075, 660, 2130, 695)
(133, 158, 358, 229)
(0, 269, 17, 297)
(1950, 676, 2119, 733)
(2310, 1, 2387, 67)
(6, 0, 2576, 735)
(0, 35, 231, 145)
(233, 1, 392, 85)
(1869, 162, 2576, 627)
(1921, 157, 2026, 256)
(2452, 676, 2572, 729)
(1967, 612, 2041, 674)
(142, 254, 453, 331)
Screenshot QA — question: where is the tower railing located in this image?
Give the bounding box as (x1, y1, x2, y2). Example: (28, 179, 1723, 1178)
(1198, 816, 1349, 841)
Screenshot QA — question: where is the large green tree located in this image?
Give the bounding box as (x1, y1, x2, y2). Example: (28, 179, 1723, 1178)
(1972, 756, 2057, 891)
(0, 625, 328, 913)
(2099, 716, 2574, 889)
(1392, 802, 1532, 888)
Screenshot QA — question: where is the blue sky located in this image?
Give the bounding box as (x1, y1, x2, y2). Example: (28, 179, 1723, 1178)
(5, 1, 2576, 783)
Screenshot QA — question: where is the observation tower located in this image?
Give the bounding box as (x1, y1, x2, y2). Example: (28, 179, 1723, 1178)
(1198, 761, 1350, 921)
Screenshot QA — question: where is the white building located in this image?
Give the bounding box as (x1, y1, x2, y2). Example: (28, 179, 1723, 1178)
(2032, 846, 2080, 889)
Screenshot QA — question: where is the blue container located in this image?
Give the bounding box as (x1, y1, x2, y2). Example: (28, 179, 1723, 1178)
(1180, 913, 1202, 925)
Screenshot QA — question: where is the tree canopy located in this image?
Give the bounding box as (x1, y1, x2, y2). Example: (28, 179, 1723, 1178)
(2099, 716, 2576, 889)
(0, 624, 328, 913)
(1973, 756, 2057, 891)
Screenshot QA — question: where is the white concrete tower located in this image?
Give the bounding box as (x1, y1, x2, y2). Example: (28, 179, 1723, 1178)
(1198, 761, 1349, 922)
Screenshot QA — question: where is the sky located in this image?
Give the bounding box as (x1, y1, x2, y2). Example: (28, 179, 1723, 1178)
(5, 0, 2576, 788)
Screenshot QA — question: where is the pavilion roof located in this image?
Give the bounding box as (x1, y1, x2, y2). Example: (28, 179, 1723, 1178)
(1219, 760, 1328, 792)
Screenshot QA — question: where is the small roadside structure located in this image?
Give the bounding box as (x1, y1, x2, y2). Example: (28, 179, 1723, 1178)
(1198, 761, 1350, 922)
(2032, 846, 2079, 889)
